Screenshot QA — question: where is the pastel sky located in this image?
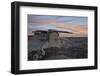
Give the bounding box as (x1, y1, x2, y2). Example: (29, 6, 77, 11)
(28, 15, 88, 37)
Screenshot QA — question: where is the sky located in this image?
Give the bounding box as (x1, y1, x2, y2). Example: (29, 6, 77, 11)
(28, 15, 88, 37)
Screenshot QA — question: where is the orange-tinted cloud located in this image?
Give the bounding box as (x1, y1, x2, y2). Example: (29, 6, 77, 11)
(29, 18, 87, 37)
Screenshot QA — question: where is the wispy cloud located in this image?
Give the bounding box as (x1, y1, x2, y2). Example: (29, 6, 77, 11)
(28, 15, 88, 37)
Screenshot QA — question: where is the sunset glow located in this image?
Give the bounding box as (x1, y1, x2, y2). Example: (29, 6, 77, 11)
(28, 15, 88, 37)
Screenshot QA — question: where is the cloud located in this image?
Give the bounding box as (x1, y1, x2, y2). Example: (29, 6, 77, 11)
(28, 15, 88, 37)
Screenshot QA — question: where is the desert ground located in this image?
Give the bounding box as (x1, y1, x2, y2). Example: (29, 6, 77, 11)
(28, 36, 88, 61)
